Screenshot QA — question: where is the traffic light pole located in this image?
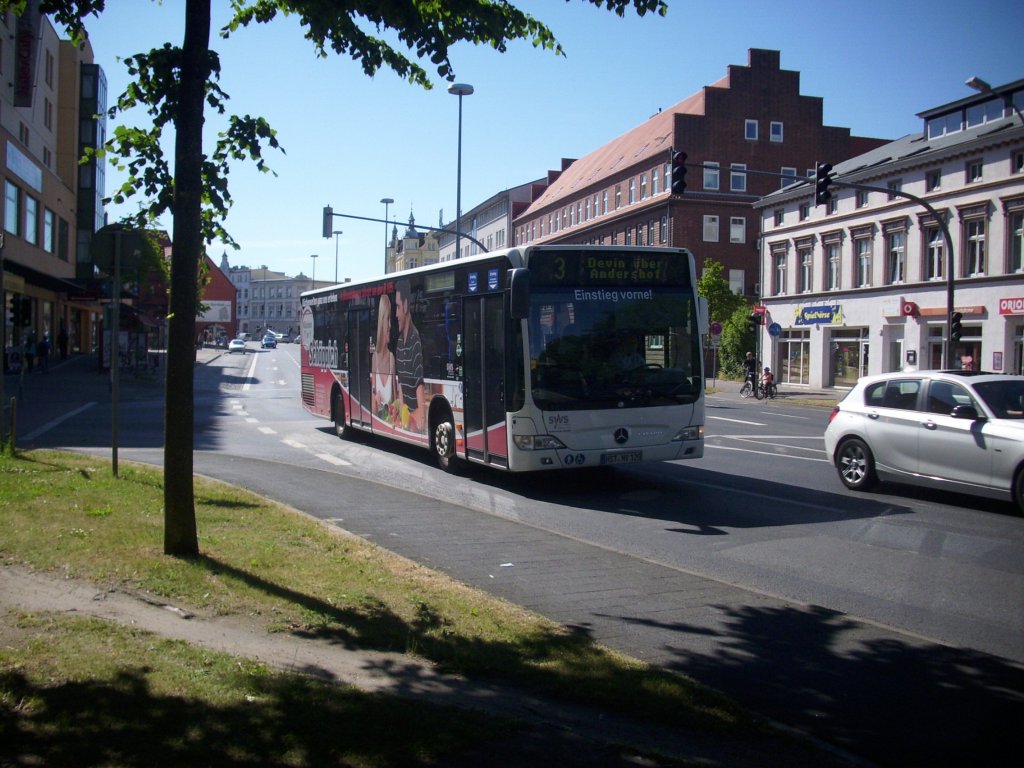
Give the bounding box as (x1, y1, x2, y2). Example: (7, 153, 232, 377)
(684, 162, 958, 369)
(322, 208, 489, 258)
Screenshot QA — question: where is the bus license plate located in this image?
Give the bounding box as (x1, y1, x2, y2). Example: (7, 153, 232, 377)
(601, 451, 642, 465)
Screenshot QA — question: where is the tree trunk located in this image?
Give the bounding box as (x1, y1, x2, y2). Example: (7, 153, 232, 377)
(163, 0, 211, 557)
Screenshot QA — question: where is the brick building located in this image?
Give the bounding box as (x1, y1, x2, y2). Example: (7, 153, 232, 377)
(513, 49, 887, 300)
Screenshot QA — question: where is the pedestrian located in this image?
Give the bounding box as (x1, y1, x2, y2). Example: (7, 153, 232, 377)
(38, 334, 51, 374)
(24, 334, 36, 374)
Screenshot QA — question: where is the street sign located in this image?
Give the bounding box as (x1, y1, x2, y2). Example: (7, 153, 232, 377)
(709, 321, 723, 336)
(768, 322, 782, 337)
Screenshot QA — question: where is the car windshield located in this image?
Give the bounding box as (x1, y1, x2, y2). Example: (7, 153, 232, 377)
(973, 379, 1024, 419)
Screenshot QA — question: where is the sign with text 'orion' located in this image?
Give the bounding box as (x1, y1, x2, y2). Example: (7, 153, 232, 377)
(794, 304, 842, 325)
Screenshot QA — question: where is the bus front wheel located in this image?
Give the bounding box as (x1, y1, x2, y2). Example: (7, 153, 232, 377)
(431, 415, 461, 474)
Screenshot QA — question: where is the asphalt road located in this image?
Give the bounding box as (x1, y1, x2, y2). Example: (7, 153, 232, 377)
(9, 347, 1024, 767)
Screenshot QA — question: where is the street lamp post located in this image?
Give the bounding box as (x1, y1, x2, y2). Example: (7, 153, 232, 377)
(380, 197, 393, 273)
(966, 75, 1024, 125)
(448, 83, 473, 261)
(310, 254, 318, 286)
(332, 231, 342, 283)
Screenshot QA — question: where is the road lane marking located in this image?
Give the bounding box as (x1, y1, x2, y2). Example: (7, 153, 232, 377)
(22, 402, 97, 441)
(316, 453, 352, 466)
(704, 444, 830, 462)
(258, 426, 276, 434)
(282, 439, 305, 448)
(708, 415, 766, 426)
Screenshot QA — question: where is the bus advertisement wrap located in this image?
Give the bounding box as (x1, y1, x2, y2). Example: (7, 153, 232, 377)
(299, 245, 704, 474)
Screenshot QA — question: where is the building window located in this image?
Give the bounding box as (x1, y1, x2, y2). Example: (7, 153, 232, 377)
(43, 98, 53, 131)
(927, 111, 962, 139)
(773, 249, 787, 295)
(614, 185, 621, 209)
(730, 216, 746, 244)
(730, 164, 747, 192)
(4, 181, 19, 236)
(773, 208, 784, 227)
(628, 178, 636, 204)
(798, 243, 813, 293)
(964, 217, 986, 275)
(827, 197, 838, 215)
(1014, 150, 1024, 175)
(45, 49, 54, 86)
(770, 121, 783, 142)
(886, 229, 906, 284)
(856, 190, 869, 208)
(703, 162, 719, 191)
(43, 208, 54, 253)
(799, 202, 810, 221)
(926, 169, 942, 192)
(18, 122, 29, 145)
(601, 190, 608, 215)
(703, 215, 719, 242)
(925, 226, 945, 280)
(855, 237, 872, 287)
(1010, 211, 1023, 273)
(745, 119, 758, 140)
(584, 198, 591, 221)
(825, 240, 841, 290)
(966, 159, 983, 183)
(640, 173, 648, 200)
(660, 214, 668, 244)
(651, 169, 660, 195)
(24, 196, 38, 246)
(729, 269, 744, 295)
(887, 180, 902, 200)
(780, 167, 797, 188)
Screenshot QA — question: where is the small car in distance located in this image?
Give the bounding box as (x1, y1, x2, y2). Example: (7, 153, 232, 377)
(824, 370, 1024, 513)
(228, 338, 247, 354)
(261, 334, 277, 349)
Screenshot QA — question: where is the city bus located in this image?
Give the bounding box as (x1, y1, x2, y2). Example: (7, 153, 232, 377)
(298, 244, 707, 473)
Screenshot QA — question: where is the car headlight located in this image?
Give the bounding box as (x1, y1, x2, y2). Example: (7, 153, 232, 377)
(513, 434, 567, 451)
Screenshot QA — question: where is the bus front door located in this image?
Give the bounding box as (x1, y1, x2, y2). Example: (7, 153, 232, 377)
(347, 308, 372, 430)
(463, 295, 508, 467)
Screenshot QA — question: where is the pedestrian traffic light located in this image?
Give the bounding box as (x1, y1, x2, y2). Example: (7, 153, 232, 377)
(322, 205, 333, 239)
(950, 311, 963, 342)
(670, 151, 688, 194)
(747, 313, 761, 332)
(814, 163, 833, 205)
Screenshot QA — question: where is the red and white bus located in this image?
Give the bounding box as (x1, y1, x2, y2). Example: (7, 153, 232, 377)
(299, 244, 707, 473)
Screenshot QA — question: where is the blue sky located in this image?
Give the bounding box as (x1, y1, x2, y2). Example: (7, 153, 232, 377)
(80, 0, 1023, 283)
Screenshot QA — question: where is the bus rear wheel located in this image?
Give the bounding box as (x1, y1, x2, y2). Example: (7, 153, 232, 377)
(431, 415, 461, 474)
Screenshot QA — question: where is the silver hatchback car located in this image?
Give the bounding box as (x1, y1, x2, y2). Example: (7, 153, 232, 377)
(824, 371, 1024, 513)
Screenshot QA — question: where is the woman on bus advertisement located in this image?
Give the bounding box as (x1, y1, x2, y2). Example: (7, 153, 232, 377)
(372, 294, 396, 421)
(394, 279, 427, 432)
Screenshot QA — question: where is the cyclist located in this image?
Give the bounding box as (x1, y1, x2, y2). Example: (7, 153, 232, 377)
(761, 366, 776, 398)
(743, 352, 758, 390)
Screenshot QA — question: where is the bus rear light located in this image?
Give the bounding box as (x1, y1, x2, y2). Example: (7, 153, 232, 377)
(513, 434, 567, 451)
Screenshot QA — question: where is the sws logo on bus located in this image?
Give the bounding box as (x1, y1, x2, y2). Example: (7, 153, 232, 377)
(308, 339, 339, 369)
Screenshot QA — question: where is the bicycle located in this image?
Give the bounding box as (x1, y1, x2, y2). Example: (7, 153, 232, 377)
(740, 373, 759, 399)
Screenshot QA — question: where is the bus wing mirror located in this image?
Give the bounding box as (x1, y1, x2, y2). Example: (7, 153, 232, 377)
(697, 296, 709, 335)
(508, 268, 530, 320)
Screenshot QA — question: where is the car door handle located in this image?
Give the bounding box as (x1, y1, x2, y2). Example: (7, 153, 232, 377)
(868, 413, 880, 420)
(923, 421, 937, 430)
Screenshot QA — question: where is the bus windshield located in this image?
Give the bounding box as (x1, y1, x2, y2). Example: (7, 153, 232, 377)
(528, 287, 702, 411)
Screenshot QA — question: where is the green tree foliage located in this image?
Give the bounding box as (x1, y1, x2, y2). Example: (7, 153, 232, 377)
(695, 258, 744, 324)
(719, 305, 758, 379)
(12, 0, 668, 556)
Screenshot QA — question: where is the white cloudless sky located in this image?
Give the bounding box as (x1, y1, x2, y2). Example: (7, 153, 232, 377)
(80, 0, 1023, 283)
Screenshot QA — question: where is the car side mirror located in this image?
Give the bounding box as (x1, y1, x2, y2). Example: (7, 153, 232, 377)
(950, 404, 981, 421)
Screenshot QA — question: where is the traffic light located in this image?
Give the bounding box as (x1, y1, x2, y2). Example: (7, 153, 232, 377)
(814, 163, 833, 205)
(950, 311, 963, 342)
(670, 151, 688, 194)
(322, 205, 333, 239)
(747, 313, 761, 332)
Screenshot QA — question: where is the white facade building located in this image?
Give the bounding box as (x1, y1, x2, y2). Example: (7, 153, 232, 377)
(754, 78, 1024, 389)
